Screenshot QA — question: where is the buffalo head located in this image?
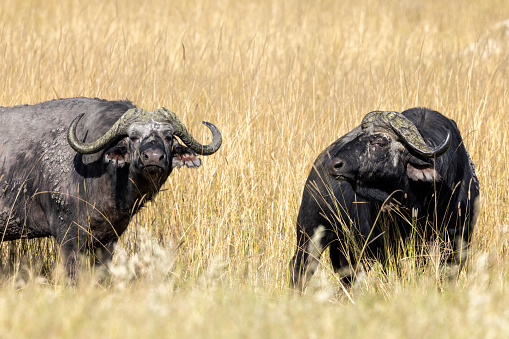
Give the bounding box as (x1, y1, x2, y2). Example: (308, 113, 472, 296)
(67, 107, 222, 184)
(326, 110, 451, 202)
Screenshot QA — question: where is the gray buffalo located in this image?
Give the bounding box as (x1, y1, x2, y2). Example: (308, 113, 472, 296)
(0, 97, 221, 276)
(291, 108, 479, 291)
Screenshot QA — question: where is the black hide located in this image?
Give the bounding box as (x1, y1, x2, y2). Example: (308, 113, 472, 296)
(290, 108, 480, 291)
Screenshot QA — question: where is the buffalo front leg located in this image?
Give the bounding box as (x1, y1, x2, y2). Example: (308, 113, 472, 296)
(56, 220, 93, 280)
(329, 242, 359, 287)
(290, 225, 326, 292)
(59, 235, 88, 280)
(93, 239, 118, 268)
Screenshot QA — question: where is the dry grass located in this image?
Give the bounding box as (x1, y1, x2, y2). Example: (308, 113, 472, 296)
(0, 0, 509, 337)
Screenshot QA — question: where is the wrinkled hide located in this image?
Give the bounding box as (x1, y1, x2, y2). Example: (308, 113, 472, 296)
(0, 98, 215, 277)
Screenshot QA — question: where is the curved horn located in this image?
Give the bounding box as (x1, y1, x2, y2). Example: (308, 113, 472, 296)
(361, 110, 451, 158)
(67, 108, 144, 154)
(156, 108, 222, 155)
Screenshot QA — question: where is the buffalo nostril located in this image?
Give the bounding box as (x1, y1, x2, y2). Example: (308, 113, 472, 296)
(141, 149, 165, 164)
(333, 160, 344, 169)
(327, 157, 346, 176)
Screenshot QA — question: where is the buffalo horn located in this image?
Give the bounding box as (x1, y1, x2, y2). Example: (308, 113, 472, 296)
(361, 110, 451, 158)
(67, 108, 147, 154)
(155, 108, 222, 155)
(68, 107, 222, 156)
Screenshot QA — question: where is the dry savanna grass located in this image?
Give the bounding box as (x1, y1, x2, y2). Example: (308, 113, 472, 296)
(0, 0, 509, 337)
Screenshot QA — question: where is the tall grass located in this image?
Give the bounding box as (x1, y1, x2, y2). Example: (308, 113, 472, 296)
(0, 0, 508, 337)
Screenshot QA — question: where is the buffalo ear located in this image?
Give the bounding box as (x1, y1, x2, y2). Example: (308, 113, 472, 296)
(104, 140, 130, 168)
(406, 156, 441, 182)
(172, 143, 202, 169)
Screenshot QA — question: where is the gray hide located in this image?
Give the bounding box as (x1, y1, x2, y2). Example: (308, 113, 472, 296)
(0, 97, 219, 276)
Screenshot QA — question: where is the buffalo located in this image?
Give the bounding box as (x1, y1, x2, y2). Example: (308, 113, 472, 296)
(0, 97, 221, 277)
(290, 108, 480, 291)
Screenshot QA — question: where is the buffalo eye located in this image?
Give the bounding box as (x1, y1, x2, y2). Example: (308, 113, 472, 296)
(160, 130, 174, 143)
(371, 137, 389, 148)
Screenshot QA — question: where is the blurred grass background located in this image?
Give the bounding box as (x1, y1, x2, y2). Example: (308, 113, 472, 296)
(0, 0, 509, 337)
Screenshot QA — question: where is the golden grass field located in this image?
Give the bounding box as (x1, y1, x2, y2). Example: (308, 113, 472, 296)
(0, 0, 509, 337)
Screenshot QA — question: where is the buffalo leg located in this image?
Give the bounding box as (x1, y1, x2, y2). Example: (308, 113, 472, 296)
(59, 237, 87, 280)
(329, 242, 357, 287)
(445, 195, 479, 282)
(57, 221, 91, 279)
(450, 195, 480, 281)
(93, 239, 118, 268)
(290, 225, 326, 292)
(444, 234, 469, 283)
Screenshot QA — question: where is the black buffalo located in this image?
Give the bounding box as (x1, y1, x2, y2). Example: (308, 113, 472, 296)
(0, 97, 221, 276)
(290, 108, 479, 291)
